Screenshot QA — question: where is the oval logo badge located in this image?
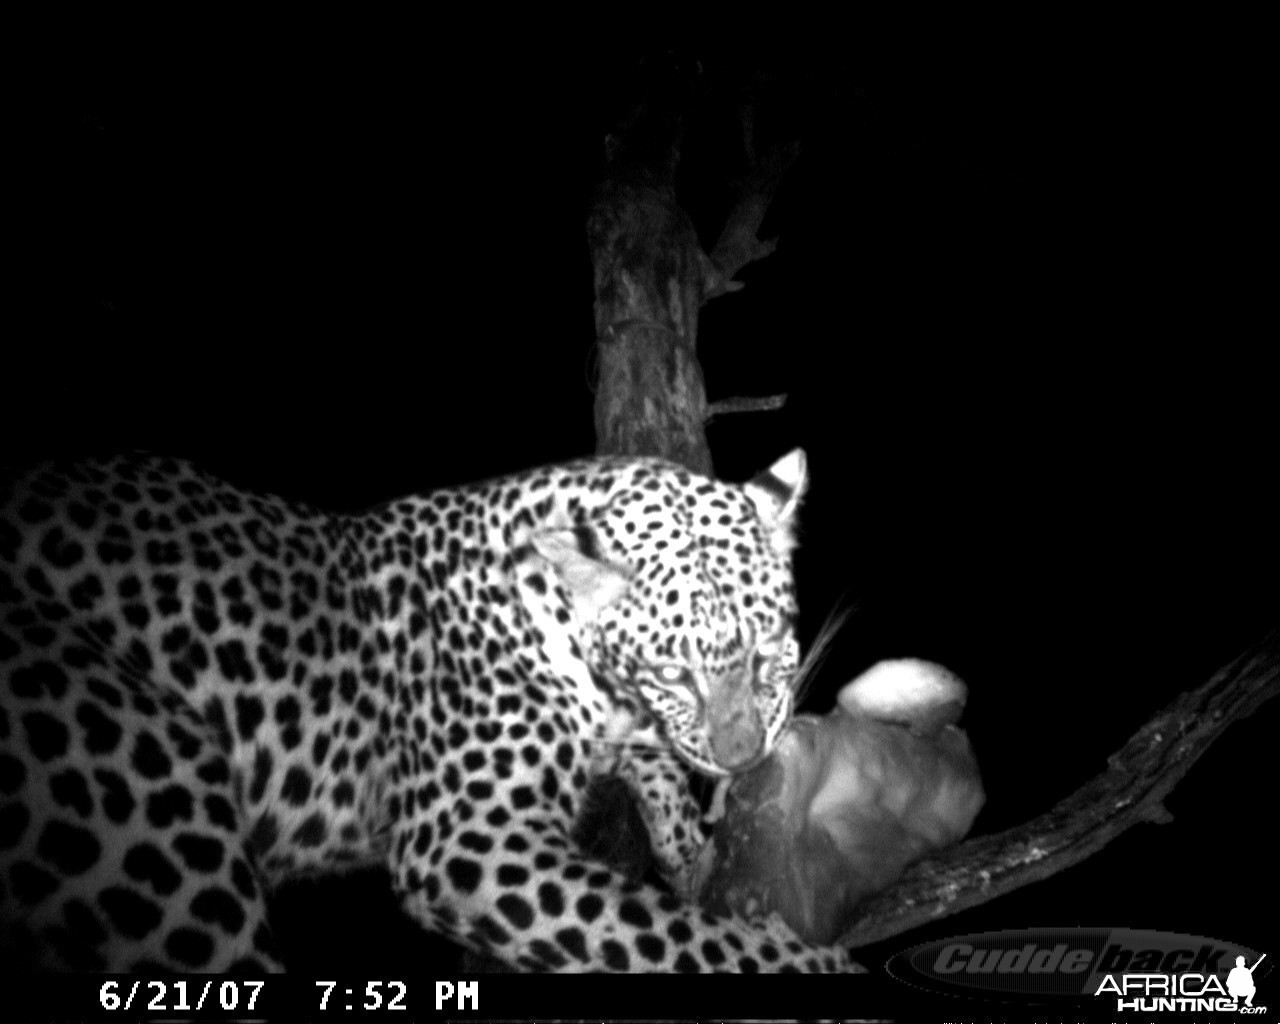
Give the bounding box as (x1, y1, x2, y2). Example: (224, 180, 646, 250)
(886, 928, 1269, 1010)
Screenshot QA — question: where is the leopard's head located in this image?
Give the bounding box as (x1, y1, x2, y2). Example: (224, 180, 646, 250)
(532, 450, 807, 777)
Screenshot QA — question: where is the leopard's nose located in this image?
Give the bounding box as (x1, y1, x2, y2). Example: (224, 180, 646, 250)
(708, 707, 765, 772)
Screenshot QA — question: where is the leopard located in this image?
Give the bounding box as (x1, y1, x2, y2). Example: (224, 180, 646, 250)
(0, 448, 852, 972)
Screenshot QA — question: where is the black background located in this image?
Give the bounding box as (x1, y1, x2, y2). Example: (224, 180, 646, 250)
(14, 24, 1276, 977)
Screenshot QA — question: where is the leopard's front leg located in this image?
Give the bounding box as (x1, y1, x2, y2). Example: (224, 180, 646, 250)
(391, 810, 852, 972)
(614, 749, 725, 900)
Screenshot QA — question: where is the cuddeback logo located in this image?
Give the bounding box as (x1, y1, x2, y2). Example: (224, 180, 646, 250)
(886, 928, 1270, 1012)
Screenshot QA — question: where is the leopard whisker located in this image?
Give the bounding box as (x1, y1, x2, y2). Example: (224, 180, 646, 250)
(792, 598, 859, 709)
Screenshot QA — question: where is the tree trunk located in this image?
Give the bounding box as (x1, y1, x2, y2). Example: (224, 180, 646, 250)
(588, 173, 713, 474)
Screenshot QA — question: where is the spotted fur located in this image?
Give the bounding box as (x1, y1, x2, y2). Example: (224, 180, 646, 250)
(0, 450, 851, 971)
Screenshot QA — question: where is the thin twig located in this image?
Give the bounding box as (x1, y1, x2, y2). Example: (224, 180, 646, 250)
(706, 394, 789, 421)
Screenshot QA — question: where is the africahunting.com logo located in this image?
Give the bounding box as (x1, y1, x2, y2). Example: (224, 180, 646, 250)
(886, 928, 1269, 1014)
(1093, 948, 1266, 1013)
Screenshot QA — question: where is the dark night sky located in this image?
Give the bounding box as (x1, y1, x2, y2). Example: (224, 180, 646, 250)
(15, 32, 1277, 974)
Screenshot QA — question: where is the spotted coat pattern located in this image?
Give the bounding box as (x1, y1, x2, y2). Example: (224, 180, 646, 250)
(0, 450, 851, 972)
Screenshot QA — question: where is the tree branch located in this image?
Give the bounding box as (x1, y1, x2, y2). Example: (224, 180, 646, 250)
(834, 627, 1280, 949)
(704, 137, 800, 299)
(705, 393, 788, 421)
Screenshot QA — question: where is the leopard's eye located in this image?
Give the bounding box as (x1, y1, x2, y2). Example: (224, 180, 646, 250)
(752, 621, 793, 665)
(653, 665, 686, 684)
(757, 621, 792, 655)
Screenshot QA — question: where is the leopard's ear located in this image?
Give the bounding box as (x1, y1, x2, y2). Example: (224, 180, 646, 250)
(743, 448, 807, 555)
(530, 523, 632, 622)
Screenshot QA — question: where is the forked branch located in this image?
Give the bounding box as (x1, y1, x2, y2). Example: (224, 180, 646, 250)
(704, 137, 800, 299)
